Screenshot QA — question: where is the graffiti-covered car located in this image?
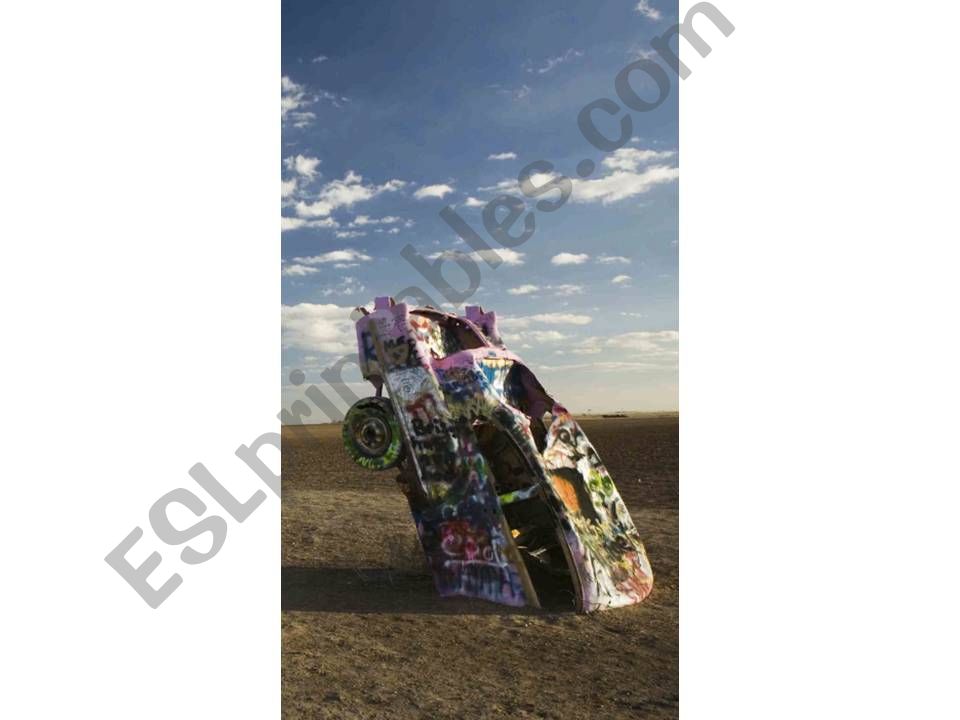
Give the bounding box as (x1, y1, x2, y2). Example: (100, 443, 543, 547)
(342, 296, 653, 612)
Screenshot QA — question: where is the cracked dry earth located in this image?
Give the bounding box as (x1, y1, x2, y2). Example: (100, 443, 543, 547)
(282, 414, 678, 719)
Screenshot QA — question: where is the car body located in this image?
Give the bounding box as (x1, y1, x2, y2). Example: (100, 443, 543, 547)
(343, 296, 653, 612)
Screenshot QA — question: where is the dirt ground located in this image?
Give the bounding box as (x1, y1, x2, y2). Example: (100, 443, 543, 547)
(282, 414, 678, 719)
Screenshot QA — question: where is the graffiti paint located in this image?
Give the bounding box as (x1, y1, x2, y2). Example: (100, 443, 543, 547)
(348, 296, 653, 612)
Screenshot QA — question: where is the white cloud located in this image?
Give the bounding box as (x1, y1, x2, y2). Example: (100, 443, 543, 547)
(567, 330, 678, 358)
(281, 216, 339, 232)
(488, 152, 517, 161)
(553, 284, 584, 296)
(349, 214, 402, 227)
(294, 171, 406, 218)
(281, 178, 297, 199)
(284, 154, 321, 179)
(427, 248, 525, 266)
(573, 164, 678, 204)
(479, 171, 559, 195)
(602, 147, 674, 171)
(463, 196, 486, 208)
(606, 330, 677, 351)
(507, 283, 584, 297)
(334, 230, 365, 239)
(478, 178, 518, 193)
(292, 249, 372, 264)
(528, 48, 583, 75)
(281, 76, 316, 128)
(282, 264, 320, 277)
(551, 252, 590, 265)
(496, 84, 531, 101)
(281, 76, 349, 128)
(281, 217, 307, 231)
(414, 183, 454, 200)
(311, 55, 328, 63)
(282, 303, 357, 353)
(612, 274, 632, 285)
(558, 147, 679, 205)
(499, 313, 592, 330)
(508, 284, 540, 295)
(320, 276, 365, 298)
(596, 254, 631, 265)
(635, 0, 662, 21)
(315, 88, 350, 108)
(628, 45, 658, 62)
(511, 330, 570, 344)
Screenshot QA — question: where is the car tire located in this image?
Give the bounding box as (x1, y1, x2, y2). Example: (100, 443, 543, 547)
(342, 397, 405, 471)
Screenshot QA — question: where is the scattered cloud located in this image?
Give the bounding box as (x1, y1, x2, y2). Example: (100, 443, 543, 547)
(320, 276, 365, 298)
(571, 148, 678, 205)
(284, 154, 321, 179)
(334, 230, 366, 239)
(601, 147, 674, 171)
(413, 183, 455, 200)
(281, 76, 316, 128)
(281, 216, 339, 232)
(510, 330, 571, 344)
(282, 264, 320, 277)
(508, 284, 540, 296)
(349, 215, 402, 227)
(488, 151, 517, 161)
(311, 55, 328, 63)
(315, 88, 350, 108)
(628, 45, 658, 62)
(551, 252, 590, 266)
(596, 254, 631, 265)
(567, 330, 678, 358)
(292, 249, 373, 264)
(281, 75, 349, 128)
(478, 170, 559, 195)
(294, 171, 406, 218)
(527, 49, 583, 75)
(507, 283, 584, 297)
(427, 248, 526, 266)
(612, 275, 632, 285)
(573, 164, 678, 204)
(282, 303, 357, 353)
(553, 284, 585, 296)
(499, 313, 592, 330)
(281, 178, 298, 199)
(478, 178, 518, 194)
(635, 1, 662, 21)
(496, 84, 531, 101)
(463, 197, 486, 208)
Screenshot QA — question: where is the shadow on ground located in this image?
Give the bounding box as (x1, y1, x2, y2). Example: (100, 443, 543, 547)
(282, 566, 541, 615)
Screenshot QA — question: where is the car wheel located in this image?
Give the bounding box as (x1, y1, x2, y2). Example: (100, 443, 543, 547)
(342, 397, 405, 470)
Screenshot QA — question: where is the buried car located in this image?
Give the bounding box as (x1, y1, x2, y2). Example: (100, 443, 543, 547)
(342, 296, 653, 612)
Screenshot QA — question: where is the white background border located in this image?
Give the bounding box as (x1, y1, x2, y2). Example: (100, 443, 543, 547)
(682, 1, 960, 716)
(2, 1, 280, 717)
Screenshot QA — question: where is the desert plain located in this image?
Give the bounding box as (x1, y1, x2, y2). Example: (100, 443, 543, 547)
(282, 413, 678, 719)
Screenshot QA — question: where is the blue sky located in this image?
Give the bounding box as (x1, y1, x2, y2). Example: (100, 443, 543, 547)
(281, 0, 678, 416)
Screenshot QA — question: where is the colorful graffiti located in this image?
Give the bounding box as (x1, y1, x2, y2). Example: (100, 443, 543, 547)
(346, 296, 653, 612)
